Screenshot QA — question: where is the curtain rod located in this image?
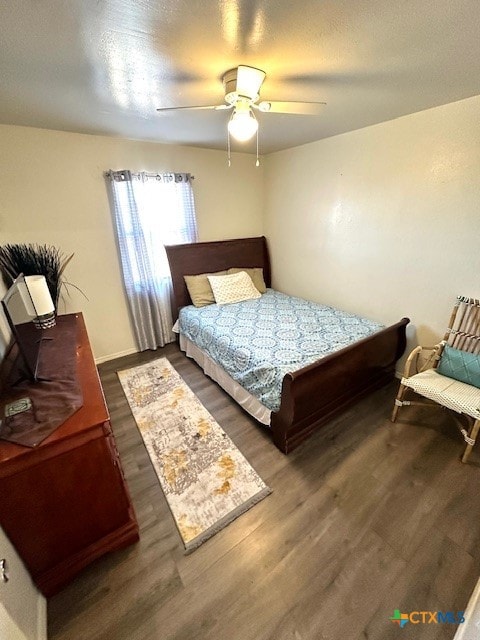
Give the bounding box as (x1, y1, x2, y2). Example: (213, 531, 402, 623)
(104, 170, 194, 180)
(131, 171, 195, 180)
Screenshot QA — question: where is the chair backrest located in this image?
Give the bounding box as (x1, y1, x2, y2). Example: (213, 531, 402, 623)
(445, 296, 480, 355)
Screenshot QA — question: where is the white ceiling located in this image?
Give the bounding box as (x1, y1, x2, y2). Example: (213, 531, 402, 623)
(1, 0, 480, 154)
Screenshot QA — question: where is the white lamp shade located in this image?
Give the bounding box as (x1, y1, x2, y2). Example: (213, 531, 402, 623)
(18, 280, 37, 317)
(228, 110, 258, 142)
(24, 275, 55, 316)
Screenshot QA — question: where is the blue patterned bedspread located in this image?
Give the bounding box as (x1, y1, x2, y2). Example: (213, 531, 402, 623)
(179, 289, 384, 412)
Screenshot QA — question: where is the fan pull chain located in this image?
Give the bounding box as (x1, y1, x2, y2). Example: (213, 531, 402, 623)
(256, 127, 260, 167)
(227, 129, 231, 167)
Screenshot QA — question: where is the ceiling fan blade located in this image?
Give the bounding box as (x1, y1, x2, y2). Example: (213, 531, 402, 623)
(156, 104, 231, 112)
(256, 100, 326, 115)
(236, 65, 266, 99)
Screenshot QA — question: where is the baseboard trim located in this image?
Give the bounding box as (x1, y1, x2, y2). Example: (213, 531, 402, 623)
(95, 347, 138, 365)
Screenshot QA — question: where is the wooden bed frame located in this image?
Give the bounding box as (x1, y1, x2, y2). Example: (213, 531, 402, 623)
(165, 236, 409, 454)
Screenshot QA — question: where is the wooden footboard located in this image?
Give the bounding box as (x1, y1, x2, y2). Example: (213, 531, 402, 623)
(270, 317, 409, 453)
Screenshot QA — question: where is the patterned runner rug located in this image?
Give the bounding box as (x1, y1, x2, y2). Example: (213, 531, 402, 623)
(118, 357, 271, 552)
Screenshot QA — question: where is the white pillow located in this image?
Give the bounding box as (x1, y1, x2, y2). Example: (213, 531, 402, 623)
(207, 271, 261, 305)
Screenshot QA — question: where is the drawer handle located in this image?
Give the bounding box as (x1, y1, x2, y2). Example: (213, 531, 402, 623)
(0, 558, 9, 583)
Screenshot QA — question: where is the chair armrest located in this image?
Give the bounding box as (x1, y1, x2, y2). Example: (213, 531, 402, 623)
(402, 346, 423, 378)
(402, 343, 444, 378)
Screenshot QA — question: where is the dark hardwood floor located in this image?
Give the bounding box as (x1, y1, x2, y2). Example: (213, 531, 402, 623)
(48, 344, 480, 640)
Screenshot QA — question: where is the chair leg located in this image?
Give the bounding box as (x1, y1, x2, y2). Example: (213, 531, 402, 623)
(461, 419, 480, 463)
(391, 383, 408, 422)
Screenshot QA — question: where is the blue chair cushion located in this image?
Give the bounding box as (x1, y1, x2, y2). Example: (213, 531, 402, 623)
(437, 344, 480, 388)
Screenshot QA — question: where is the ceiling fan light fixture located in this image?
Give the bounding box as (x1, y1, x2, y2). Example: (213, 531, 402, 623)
(227, 107, 258, 142)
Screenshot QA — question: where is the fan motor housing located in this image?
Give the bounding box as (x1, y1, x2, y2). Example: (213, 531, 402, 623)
(223, 68, 259, 104)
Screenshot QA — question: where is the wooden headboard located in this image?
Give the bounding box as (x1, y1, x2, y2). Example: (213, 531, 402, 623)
(165, 236, 271, 320)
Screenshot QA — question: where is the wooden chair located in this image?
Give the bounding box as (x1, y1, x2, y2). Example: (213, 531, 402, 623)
(391, 296, 480, 463)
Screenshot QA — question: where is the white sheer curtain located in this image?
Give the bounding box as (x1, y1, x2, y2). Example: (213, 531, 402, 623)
(106, 170, 197, 350)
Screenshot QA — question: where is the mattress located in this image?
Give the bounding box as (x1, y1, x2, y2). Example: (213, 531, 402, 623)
(178, 289, 384, 412)
(179, 333, 272, 425)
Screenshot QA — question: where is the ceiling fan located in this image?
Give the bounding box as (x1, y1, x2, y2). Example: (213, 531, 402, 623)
(156, 65, 326, 148)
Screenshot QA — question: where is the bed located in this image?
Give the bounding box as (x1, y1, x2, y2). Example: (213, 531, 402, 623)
(165, 236, 409, 454)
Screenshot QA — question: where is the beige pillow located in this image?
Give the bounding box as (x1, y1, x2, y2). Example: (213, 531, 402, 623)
(184, 270, 227, 307)
(207, 271, 261, 305)
(227, 267, 267, 293)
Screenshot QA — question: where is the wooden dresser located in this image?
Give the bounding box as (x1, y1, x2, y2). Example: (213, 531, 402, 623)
(0, 313, 139, 596)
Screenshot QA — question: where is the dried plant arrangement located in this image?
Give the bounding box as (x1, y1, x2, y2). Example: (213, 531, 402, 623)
(0, 244, 76, 311)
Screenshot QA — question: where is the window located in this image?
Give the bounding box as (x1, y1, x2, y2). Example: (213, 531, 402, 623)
(106, 170, 197, 349)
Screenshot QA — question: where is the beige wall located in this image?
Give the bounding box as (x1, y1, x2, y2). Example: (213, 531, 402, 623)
(0, 526, 46, 640)
(264, 94, 480, 365)
(0, 125, 264, 361)
(2, 94, 479, 366)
